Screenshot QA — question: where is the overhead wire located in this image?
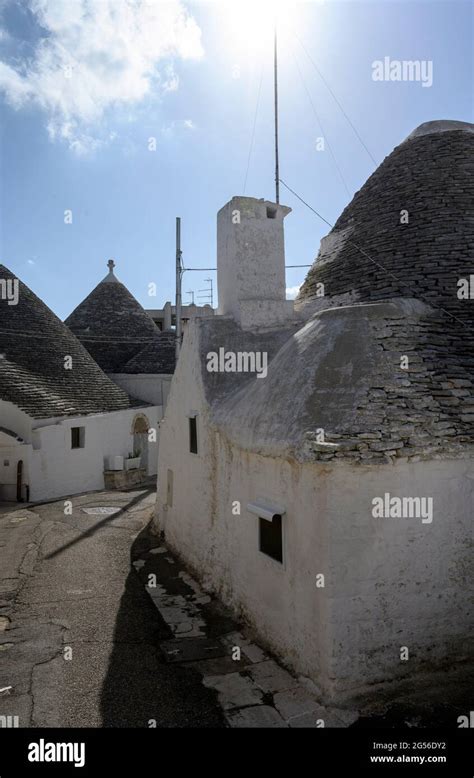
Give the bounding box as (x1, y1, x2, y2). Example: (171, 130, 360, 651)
(292, 49, 351, 198)
(278, 177, 466, 328)
(295, 34, 378, 167)
(243, 62, 265, 194)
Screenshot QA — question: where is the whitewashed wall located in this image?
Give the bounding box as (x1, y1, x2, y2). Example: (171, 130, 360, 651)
(109, 373, 171, 409)
(0, 400, 32, 440)
(0, 399, 159, 502)
(155, 321, 474, 702)
(217, 197, 292, 329)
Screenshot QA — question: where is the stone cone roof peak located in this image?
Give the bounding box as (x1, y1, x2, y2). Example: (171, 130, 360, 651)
(101, 258, 120, 284)
(65, 262, 160, 372)
(297, 117, 474, 325)
(405, 119, 474, 142)
(0, 263, 133, 418)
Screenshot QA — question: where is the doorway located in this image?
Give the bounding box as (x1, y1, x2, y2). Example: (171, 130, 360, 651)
(132, 415, 149, 472)
(16, 460, 23, 502)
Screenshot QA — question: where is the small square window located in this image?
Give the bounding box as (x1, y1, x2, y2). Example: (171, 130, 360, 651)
(266, 206, 277, 219)
(189, 416, 198, 454)
(259, 514, 283, 563)
(71, 427, 85, 449)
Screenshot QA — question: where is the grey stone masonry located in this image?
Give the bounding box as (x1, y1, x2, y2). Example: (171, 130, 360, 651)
(0, 264, 135, 418)
(303, 308, 474, 464)
(297, 124, 474, 326)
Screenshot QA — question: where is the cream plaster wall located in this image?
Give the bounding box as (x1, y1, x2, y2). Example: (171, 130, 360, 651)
(0, 400, 160, 502)
(155, 321, 474, 702)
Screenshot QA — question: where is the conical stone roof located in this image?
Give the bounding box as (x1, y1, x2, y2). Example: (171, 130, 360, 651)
(122, 330, 176, 374)
(297, 120, 474, 325)
(65, 261, 160, 372)
(0, 264, 134, 419)
(198, 121, 474, 464)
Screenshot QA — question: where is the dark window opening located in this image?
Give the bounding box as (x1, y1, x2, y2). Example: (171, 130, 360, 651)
(259, 514, 283, 563)
(266, 206, 277, 219)
(189, 416, 198, 454)
(71, 427, 85, 449)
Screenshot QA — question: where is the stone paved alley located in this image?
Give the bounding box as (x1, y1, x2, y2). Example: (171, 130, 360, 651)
(0, 486, 472, 729)
(0, 485, 224, 727)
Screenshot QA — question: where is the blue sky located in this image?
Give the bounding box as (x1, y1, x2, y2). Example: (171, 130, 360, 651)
(0, 0, 472, 319)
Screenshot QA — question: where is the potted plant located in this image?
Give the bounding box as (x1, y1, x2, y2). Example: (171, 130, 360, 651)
(125, 450, 141, 471)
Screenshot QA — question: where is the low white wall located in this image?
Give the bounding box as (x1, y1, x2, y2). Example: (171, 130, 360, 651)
(0, 400, 160, 502)
(155, 321, 474, 702)
(0, 400, 32, 441)
(109, 373, 170, 409)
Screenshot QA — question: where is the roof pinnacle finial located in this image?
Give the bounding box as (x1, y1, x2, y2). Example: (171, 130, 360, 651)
(107, 259, 115, 274)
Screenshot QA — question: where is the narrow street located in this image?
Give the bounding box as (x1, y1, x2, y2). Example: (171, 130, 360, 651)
(0, 486, 225, 728)
(1, 486, 472, 731)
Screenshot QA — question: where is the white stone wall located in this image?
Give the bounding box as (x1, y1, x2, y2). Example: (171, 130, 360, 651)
(0, 400, 160, 502)
(155, 322, 474, 702)
(0, 400, 32, 440)
(217, 197, 292, 329)
(108, 373, 171, 409)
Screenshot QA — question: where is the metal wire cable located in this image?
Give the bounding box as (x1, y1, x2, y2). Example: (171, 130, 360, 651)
(243, 63, 265, 194)
(292, 50, 351, 198)
(278, 177, 466, 328)
(296, 34, 378, 167)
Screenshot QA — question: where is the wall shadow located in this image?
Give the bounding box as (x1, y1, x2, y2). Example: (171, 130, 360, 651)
(99, 524, 226, 728)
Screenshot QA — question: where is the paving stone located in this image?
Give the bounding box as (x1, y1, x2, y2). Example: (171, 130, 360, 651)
(221, 631, 268, 663)
(160, 637, 226, 663)
(226, 705, 288, 728)
(331, 707, 359, 727)
(190, 653, 251, 676)
(273, 687, 323, 720)
(159, 606, 199, 624)
(242, 643, 268, 664)
(247, 660, 299, 693)
(173, 621, 193, 634)
(171, 619, 205, 637)
(203, 672, 264, 710)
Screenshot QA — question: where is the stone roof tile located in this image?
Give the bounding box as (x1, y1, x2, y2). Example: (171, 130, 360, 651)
(0, 264, 137, 419)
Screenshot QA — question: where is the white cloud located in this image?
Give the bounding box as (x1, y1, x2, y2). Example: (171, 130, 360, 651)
(0, 0, 203, 153)
(161, 117, 196, 138)
(286, 284, 301, 300)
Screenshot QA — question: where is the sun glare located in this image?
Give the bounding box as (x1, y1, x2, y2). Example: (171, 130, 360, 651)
(221, 0, 295, 57)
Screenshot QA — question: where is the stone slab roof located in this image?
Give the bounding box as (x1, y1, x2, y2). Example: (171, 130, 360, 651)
(65, 264, 160, 373)
(121, 330, 176, 375)
(192, 121, 474, 464)
(297, 120, 474, 325)
(0, 264, 139, 419)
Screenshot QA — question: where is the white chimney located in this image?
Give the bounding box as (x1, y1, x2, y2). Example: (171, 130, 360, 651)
(217, 196, 292, 330)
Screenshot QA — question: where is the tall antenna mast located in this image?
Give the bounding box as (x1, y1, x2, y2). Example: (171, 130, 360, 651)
(273, 20, 280, 204)
(175, 216, 182, 361)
